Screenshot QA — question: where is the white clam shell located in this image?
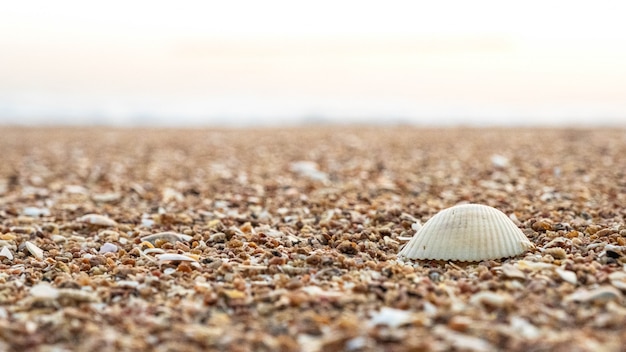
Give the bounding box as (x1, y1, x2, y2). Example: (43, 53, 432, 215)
(398, 204, 533, 261)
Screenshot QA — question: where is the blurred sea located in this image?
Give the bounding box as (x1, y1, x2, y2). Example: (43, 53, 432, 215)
(0, 94, 624, 127)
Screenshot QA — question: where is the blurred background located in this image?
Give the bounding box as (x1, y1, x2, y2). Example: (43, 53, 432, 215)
(1, 0, 625, 127)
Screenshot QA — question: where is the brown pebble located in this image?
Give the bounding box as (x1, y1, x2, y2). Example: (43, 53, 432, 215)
(532, 219, 553, 232)
(305, 254, 322, 266)
(448, 316, 472, 332)
(337, 240, 358, 254)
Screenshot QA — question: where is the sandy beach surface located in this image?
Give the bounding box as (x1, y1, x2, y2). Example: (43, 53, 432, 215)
(0, 126, 625, 351)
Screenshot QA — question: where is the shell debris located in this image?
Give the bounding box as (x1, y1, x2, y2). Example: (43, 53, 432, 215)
(469, 291, 514, 309)
(24, 241, 44, 259)
(555, 268, 578, 285)
(497, 264, 526, 280)
(2, 127, 626, 351)
(608, 271, 626, 291)
(22, 207, 51, 217)
(98, 242, 118, 254)
(0, 246, 13, 260)
(30, 282, 60, 300)
(367, 307, 417, 328)
(398, 204, 533, 261)
(91, 192, 121, 203)
(564, 286, 623, 304)
(156, 253, 199, 262)
(76, 214, 118, 227)
(141, 231, 193, 244)
(29, 283, 99, 304)
(289, 161, 329, 183)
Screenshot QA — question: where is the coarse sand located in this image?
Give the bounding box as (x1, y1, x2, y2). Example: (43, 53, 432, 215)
(0, 126, 625, 351)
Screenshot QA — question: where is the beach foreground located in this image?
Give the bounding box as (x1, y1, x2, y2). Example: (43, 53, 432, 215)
(0, 127, 625, 351)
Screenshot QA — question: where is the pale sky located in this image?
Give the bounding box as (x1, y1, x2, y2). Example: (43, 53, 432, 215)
(1, 0, 625, 126)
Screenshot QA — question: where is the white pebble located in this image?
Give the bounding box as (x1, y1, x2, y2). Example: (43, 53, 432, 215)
(22, 207, 51, 217)
(76, 214, 118, 227)
(490, 154, 509, 168)
(368, 307, 415, 328)
(99, 242, 118, 254)
(30, 282, 59, 299)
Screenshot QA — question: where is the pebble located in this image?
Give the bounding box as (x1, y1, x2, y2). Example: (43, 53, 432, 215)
(99, 242, 118, 254)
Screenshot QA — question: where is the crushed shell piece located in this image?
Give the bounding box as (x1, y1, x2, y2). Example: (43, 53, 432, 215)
(469, 291, 513, 308)
(565, 286, 623, 304)
(156, 253, 198, 262)
(516, 260, 555, 271)
(0, 246, 13, 260)
(498, 264, 526, 280)
(299, 286, 343, 298)
(24, 241, 44, 259)
(608, 271, 626, 291)
(510, 317, 540, 339)
(555, 268, 578, 285)
(30, 283, 59, 299)
(30, 283, 99, 303)
(141, 231, 193, 244)
(143, 248, 166, 255)
(434, 325, 494, 352)
(22, 207, 51, 217)
(398, 204, 533, 261)
(77, 214, 118, 227)
(99, 242, 118, 254)
(91, 192, 121, 203)
(221, 289, 246, 299)
(368, 307, 416, 328)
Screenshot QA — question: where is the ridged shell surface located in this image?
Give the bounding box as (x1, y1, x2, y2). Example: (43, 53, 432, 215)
(398, 204, 533, 261)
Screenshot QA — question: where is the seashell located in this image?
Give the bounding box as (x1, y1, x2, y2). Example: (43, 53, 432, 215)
(564, 286, 623, 304)
(30, 282, 60, 299)
(608, 271, 626, 291)
(156, 253, 198, 262)
(469, 291, 513, 308)
(77, 214, 118, 227)
(91, 192, 121, 203)
(368, 307, 417, 328)
(498, 263, 526, 280)
(516, 260, 555, 271)
(143, 248, 166, 255)
(398, 204, 533, 261)
(24, 241, 44, 259)
(0, 246, 13, 260)
(555, 268, 578, 285)
(141, 231, 193, 244)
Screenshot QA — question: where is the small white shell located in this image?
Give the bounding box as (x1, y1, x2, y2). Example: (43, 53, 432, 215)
(77, 214, 118, 227)
(99, 242, 118, 254)
(156, 253, 198, 262)
(398, 204, 533, 261)
(24, 241, 44, 260)
(0, 246, 13, 260)
(141, 231, 193, 244)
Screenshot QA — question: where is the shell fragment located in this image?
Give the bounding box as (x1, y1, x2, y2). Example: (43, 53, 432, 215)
(141, 232, 193, 244)
(77, 214, 118, 227)
(24, 241, 44, 259)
